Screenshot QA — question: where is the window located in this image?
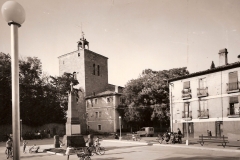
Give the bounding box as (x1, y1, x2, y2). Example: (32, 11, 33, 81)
(183, 81, 190, 89)
(78, 53, 80, 57)
(199, 78, 206, 89)
(198, 100, 209, 118)
(182, 102, 192, 119)
(229, 96, 239, 116)
(228, 71, 238, 91)
(107, 97, 110, 103)
(98, 125, 101, 130)
(95, 112, 99, 118)
(99, 111, 102, 118)
(95, 99, 98, 104)
(184, 103, 189, 117)
(97, 65, 100, 76)
(182, 81, 191, 99)
(93, 64, 95, 75)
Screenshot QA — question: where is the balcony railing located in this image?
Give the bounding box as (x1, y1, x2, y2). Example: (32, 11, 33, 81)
(227, 82, 240, 93)
(197, 109, 209, 119)
(182, 111, 192, 120)
(182, 88, 192, 99)
(227, 107, 240, 118)
(197, 87, 208, 98)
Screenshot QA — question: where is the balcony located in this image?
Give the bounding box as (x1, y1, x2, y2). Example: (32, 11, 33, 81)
(182, 88, 192, 100)
(227, 82, 240, 94)
(197, 87, 208, 98)
(197, 109, 209, 119)
(182, 111, 192, 120)
(227, 107, 240, 118)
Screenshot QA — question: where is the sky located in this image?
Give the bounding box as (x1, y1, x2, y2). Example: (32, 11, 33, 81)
(1, 0, 240, 87)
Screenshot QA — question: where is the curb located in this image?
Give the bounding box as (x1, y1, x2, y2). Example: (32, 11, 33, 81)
(103, 140, 149, 145)
(152, 143, 240, 153)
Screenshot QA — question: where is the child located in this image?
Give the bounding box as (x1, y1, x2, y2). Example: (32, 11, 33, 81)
(23, 140, 28, 153)
(5, 138, 13, 156)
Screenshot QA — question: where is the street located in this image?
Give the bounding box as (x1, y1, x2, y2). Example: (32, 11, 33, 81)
(1, 139, 240, 160)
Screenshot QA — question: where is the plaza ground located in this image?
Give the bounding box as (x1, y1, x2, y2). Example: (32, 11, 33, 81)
(1, 136, 240, 160)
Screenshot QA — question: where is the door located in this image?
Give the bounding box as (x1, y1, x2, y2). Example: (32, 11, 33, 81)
(215, 121, 223, 137)
(183, 122, 194, 138)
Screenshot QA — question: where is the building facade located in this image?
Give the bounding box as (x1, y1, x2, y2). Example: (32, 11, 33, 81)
(169, 49, 240, 139)
(58, 34, 123, 133)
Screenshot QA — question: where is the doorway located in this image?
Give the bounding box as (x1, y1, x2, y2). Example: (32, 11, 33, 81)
(183, 122, 194, 138)
(215, 121, 223, 137)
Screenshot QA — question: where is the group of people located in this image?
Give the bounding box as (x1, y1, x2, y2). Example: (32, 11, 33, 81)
(5, 138, 39, 155)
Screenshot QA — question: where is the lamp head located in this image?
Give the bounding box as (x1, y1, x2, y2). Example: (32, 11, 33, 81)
(119, 116, 121, 119)
(1, 1, 25, 26)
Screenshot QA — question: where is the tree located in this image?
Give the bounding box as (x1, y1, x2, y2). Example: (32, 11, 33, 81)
(0, 52, 76, 126)
(121, 67, 189, 129)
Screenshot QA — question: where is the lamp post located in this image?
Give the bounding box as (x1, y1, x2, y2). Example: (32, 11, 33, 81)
(1, 1, 25, 160)
(119, 116, 121, 140)
(169, 83, 174, 132)
(20, 119, 22, 141)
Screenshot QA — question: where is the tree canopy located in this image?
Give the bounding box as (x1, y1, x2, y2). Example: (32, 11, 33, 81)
(0, 52, 78, 126)
(120, 68, 189, 129)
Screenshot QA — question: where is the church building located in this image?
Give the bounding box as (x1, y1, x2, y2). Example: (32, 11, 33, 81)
(58, 33, 123, 134)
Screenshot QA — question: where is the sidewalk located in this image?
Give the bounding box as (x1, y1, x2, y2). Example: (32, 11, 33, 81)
(104, 137, 240, 153)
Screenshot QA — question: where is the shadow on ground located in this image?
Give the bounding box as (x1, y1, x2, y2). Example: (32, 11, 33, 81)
(153, 156, 240, 160)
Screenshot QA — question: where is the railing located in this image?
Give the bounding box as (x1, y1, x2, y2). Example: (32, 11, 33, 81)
(182, 88, 192, 99)
(197, 109, 209, 118)
(197, 87, 208, 97)
(182, 111, 192, 119)
(227, 107, 240, 117)
(226, 82, 240, 92)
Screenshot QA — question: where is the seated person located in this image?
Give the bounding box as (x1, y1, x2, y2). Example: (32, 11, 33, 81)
(114, 134, 119, 139)
(29, 144, 40, 153)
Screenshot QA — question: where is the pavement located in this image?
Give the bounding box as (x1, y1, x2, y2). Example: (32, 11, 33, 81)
(41, 136, 240, 155)
(1, 136, 240, 159)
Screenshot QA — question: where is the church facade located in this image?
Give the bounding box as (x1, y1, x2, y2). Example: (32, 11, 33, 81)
(58, 34, 123, 134)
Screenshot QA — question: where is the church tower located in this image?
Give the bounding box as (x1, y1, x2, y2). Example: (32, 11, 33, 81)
(58, 32, 109, 96)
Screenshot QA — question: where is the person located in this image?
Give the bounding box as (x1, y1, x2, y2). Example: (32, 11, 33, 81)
(115, 134, 119, 139)
(23, 140, 28, 153)
(65, 145, 73, 160)
(177, 128, 182, 135)
(5, 138, 13, 156)
(94, 136, 100, 154)
(207, 130, 212, 136)
(29, 144, 40, 153)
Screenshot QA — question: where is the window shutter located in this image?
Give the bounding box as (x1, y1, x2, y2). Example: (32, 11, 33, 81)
(229, 72, 238, 83)
(183, 81, 190, 89)
(230, 96, 239, 103)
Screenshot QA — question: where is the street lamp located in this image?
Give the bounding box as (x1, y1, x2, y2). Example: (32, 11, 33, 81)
(1, 1, 25, 160)
(20, 119, 22, 141)
(119, 116, 121, 140)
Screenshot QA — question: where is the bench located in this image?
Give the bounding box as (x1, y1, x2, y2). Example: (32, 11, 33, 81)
(198, 135, 229, 148)
(126, 134, 141, 141)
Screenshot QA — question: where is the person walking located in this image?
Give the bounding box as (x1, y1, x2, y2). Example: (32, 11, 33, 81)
(23, 140, 28, 153)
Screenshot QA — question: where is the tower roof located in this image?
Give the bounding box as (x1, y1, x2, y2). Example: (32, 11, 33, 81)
(77, 32, 89, 50)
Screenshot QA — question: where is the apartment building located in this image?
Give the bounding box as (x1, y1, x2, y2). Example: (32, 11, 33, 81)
(169, 49, 240, 138)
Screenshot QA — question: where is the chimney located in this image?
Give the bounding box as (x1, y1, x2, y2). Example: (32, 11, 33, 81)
(218, 48, 228, 66)
(115, 86, 119, 93)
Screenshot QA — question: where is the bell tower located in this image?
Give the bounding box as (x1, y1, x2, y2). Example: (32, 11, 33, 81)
(77, 32, 89, 50)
